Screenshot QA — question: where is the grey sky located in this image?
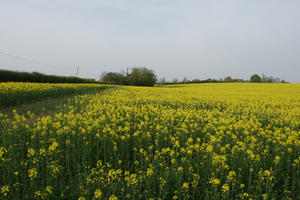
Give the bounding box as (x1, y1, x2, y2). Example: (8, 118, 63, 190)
(0, 0, 299, 82)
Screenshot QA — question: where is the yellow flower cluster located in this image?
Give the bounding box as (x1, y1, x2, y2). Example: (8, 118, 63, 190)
(1, 185, 9, 197)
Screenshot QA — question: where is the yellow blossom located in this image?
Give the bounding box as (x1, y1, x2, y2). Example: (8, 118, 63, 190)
(1, 185, 9, 196)
(109, 194, 118, 200)
(94, 189, 102, 199)
(182, 182, 189, 189)
(209, 178, 221, 185)
(27, 148, 35, 157)
(49, 141, 58, 152)
(28, 168, 38, 179)
(222, 184, 230, 192)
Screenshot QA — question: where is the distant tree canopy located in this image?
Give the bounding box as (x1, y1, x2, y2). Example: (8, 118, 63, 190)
(249, 74, 286, 83)
(100, 72, 127, 85)
(129, 67, 157, 86)
(261, 74, 285, 83)
(158, 74, 288, 85)
(100, 67, 157, 87)
(160, 76, 248, 85)
(250, 74, 262, 83)
(224, 76, 232, 82)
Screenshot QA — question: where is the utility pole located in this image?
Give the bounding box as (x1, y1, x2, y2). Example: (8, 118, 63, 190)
(76, 67, 79, 77)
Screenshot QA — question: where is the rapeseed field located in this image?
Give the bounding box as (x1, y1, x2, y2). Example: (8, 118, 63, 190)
(0, 83, 299, 199)
(0, 82, 108, 107)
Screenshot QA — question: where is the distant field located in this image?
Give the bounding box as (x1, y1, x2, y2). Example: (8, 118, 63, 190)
(0, 83, 299, 199)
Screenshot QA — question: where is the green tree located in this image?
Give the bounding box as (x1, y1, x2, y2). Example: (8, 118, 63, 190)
(100, 72, 126, 85)
(224, 76, 232, 82)
(128, 67, 157, 86)
(250, 74, 262, 83)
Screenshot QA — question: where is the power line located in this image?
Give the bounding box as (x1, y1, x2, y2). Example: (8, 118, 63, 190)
(0, 50, 72, 70)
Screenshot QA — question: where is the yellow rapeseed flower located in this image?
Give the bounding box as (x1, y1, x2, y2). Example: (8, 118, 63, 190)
(209, 178, 221, 185)
(48, 141, 59, 152)
(94, 189, 102, 199)
(109, 194, 118, 200)
(28, 168, 38, 180)
(1, 185, 9, 196)
(222, 184, 230, 192)
(27, 148, 35, 157)
(182, 182, 189, 189)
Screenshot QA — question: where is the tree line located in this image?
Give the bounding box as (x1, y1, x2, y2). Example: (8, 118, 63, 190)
(250, 74, 287, 83)
(0, 69, 96, 83)
(0, 67, 287, 86)
(157, 74, 287, 85)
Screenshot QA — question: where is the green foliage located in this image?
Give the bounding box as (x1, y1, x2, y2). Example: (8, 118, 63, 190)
(261, 74, 284, 83)
(250, 74, 262, 83)
(129, 67, 157, 86)
(100, 72, 128, 85)
(224, 76, 232, 82)
(162, 78, 247, 85)
(101, 67, 157, 87)
(0, 69, 96, 83)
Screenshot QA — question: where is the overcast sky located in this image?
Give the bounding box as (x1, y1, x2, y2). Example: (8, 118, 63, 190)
(0, 0, 299, 82)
